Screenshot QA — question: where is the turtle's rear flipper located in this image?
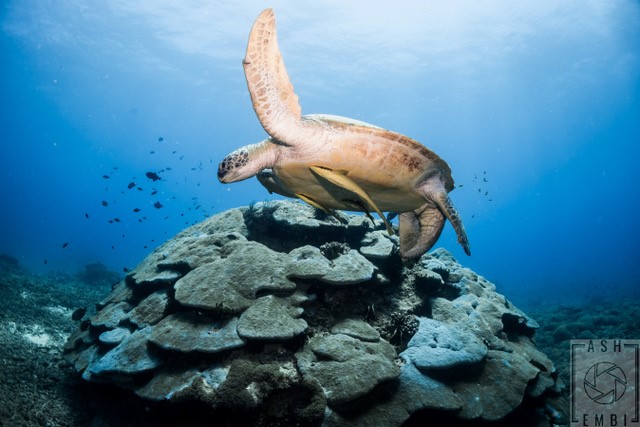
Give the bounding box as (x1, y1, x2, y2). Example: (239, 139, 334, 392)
(399, 208, 445, 262)
(413, 175, 471, 258)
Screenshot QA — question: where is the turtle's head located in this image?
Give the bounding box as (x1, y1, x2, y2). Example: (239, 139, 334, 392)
(217, 141, 277, 183)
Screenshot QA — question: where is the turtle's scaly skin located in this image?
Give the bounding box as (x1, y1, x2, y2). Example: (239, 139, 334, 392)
(218, 9, 470, 260)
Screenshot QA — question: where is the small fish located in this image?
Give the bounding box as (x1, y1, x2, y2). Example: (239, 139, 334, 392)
(84, 213, 89, 219)
(158, 137, 164, 142)
(165, 167, 172, 171)
(172, 151, 177, 154)
(191, 167, 196, 171)
(151, 190, 158, 195)
(484, 191, 488, 196)
(150, 151, 155, 154)
(137, 187, 143, 191)
(133, 208, 141, 212)
(108, 220, 114, 224)
(123, 267, 130, 272)
(114, 218, 121, 222)
(146, 171, 161, 182)
(127, 182, 136, 189)
(180, 155, 184, 160)
(62, 242, 69, 248)
(386, 212, 398, 221)
(43, 259, 47, 264)
(101, 201, 108, 207)
(112, 166, 119, 170)
(483, 178, 487, 182)
(154, 201, 163, 209)
(458, 184, 464, 188)
(102, 175, 110, 179)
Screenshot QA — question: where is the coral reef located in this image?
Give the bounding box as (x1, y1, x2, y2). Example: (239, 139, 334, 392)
(63, 200, 566, 426)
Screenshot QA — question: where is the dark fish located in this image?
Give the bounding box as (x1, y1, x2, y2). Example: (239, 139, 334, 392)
(146, 171, 161, 181)
(150, 151, 155, 154)
(165, 167, 172, 171)
(102, 175, 110, 179)
(71, 307, 86, 321)
(84, 213, 89, 219)
(180, 155, 184, 160)
(133, 208, 141, 212)
(123, 267, 130, 272)
(483, 178, 487, 182)
(158, 137, 164, 142)
(172, 151, 177, 154)
(386, 212, 398, 221)
(191, 167, 196, 171)
(114, 218, 121, 222)
(43, 259, 47, 264)
(154, 201, 163, 209)
(458, 184, 464, 188)
(137, 187, 143, 191)
(101, 201, 108, 207)
(62, 242, 69, 248)
(127, 182, 136, 189)
(112, 166, 119, 170)
(108, 220, 113, 224)
(151, 190, 158, 195)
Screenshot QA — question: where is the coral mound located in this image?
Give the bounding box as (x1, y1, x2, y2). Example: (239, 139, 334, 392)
(63, 200, 566, 426)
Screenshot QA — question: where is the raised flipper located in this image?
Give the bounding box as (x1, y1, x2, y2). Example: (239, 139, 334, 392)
(310, 166, 394, 235)
(243, 9, 304, 143)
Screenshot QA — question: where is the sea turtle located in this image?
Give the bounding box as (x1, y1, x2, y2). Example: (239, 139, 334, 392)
(218, 9, 470, 261)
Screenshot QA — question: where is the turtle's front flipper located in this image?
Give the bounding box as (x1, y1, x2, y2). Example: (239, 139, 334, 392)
(243, 9, 303, 143)
(399, 208, 445, 261)
(309, 166, 394, 235)
(414, 174, 471, 257)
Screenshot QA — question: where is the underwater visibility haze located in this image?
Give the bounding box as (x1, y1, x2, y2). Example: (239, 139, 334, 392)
(1, 0, 639, 307)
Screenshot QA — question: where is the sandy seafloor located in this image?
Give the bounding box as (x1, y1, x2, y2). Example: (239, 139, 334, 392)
(0, 259, 638, 427)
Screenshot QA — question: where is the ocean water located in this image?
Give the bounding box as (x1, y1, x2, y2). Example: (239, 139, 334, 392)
(0, 0, 638, 308)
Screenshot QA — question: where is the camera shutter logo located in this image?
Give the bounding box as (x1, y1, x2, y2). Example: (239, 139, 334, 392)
(584, 362, 627, 404)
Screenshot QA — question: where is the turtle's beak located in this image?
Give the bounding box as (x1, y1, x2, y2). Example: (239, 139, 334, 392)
(217, 161, 231, 183)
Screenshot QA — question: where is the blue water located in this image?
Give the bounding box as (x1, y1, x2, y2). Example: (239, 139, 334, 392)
(1, 1, 639, 307)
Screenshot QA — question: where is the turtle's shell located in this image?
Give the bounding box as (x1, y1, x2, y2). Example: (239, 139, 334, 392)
(270, 114, 454, 213)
